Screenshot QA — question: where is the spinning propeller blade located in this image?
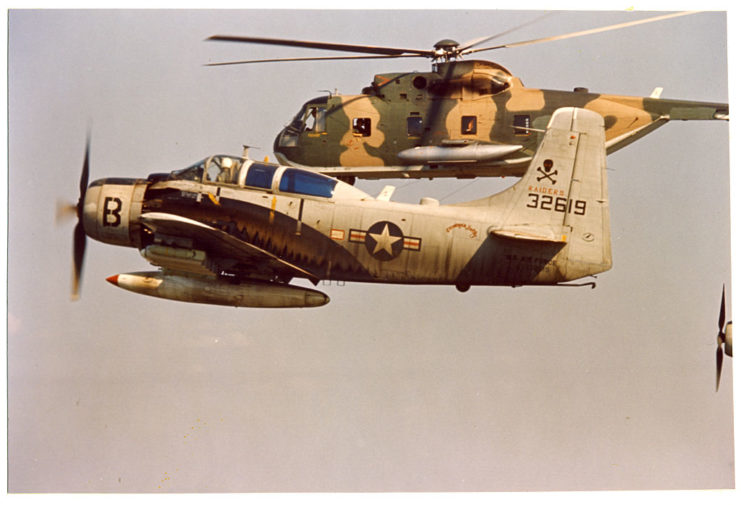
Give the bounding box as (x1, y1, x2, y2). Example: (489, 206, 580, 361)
(72, 221, 86, 300)
(715, 285, 733, 391)
(69, 137, 90, 300)
(719, 285, 726, 333)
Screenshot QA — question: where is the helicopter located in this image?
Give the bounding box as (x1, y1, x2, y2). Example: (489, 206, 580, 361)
(67, 107, 611, 308)
(207, 11, 728, 182)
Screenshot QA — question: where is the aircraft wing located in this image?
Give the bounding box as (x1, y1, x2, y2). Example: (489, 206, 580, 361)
(139, 212, 320, 284)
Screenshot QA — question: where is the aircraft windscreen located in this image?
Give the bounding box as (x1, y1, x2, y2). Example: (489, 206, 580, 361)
(169, 159, 207, 181)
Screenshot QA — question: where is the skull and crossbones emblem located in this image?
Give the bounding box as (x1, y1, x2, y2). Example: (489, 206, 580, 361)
(536, 159, 557, 185)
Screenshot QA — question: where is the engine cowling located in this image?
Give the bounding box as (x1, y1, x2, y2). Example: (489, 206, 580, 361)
(82, 178, 148, 248)
(725, 322, 733, 357)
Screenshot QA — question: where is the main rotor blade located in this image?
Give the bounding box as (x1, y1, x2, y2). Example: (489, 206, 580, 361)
(458, 12, 558, 52)
(205, 54, 423, 66)
(462, 11, 699, 56)
(207, 35, 433, 57)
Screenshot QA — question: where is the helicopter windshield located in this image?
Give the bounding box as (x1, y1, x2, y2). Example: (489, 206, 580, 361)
(288, 96, 328, 133)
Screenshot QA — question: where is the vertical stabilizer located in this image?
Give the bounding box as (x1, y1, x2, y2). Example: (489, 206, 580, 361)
(489, 107, 611, 279)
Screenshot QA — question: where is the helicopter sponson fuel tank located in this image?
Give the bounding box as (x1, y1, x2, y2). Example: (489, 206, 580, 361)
(397, 143, 523, 164)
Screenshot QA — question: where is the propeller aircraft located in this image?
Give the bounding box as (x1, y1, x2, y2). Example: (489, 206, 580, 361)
(208, 11, 728, 182)
(67, 107, 612, 308)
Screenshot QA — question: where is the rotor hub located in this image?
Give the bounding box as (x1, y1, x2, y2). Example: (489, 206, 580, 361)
(433, 39, 461, 60)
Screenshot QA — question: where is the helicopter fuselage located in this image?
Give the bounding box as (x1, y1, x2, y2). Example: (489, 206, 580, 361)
(273, 60, 728, 179)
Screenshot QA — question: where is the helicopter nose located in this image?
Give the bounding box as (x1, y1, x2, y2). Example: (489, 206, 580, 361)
(273, 129, 283, 157)
(273, 128, 295, 165)
(274, 123, 301, 161)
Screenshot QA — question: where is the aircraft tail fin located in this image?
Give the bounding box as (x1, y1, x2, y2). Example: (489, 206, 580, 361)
(489, 107, 612, 280)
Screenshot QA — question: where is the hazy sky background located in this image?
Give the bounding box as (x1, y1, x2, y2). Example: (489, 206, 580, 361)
(6, 5, 736, 494)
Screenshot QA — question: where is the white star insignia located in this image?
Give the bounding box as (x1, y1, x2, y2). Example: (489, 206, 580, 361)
(369, 223, 402, 256)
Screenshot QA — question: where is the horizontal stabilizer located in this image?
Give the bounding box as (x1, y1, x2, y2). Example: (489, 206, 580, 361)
(491, 227, 567, 243)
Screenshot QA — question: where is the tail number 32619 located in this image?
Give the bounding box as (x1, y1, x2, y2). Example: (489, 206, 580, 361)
(527, 193, 586, 215)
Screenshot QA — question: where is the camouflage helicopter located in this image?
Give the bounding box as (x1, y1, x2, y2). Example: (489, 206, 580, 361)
(68, 107, 612, 308)
(207, 11, 728, 182)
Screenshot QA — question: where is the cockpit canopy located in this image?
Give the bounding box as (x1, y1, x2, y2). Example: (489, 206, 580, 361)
(169, 155, 243, 184)
(166, 154, 368, 200)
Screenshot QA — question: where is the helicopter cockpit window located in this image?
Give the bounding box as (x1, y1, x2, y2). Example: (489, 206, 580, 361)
(279, 168, 337, 198)
(244, 162, 278, 190)
(303, 106, 326, 133)
(353, 117, 372, 137)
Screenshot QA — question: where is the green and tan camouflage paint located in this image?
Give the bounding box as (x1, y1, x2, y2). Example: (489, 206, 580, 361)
(273, 60, 727, 178)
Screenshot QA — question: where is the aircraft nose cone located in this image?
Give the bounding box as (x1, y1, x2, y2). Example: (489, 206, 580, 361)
(306, 291, 330, 307)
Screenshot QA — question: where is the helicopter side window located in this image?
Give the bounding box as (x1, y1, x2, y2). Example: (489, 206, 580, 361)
(461, 115, 477, 135)
(353, 117, 372, 137)
(244, 163, 278, 190)
(407, 116, 423, 137)
(513, 115, 531, 136)
(279, 168, 337, 198)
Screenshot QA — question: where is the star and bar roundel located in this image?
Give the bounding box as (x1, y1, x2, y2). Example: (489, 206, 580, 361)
(347, 221, 422, 261)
